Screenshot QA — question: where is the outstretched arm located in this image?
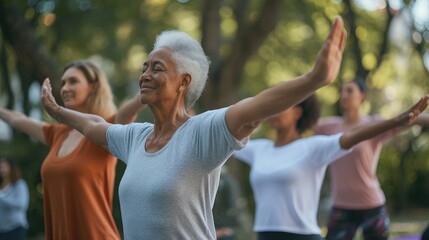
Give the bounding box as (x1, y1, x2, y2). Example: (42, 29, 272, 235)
(41, 78, 111, 149)
(340, 95, 429, 149)
(226, 16, 347, 140)
(115, 92, 146, 124)
(0, 107, 47, 144)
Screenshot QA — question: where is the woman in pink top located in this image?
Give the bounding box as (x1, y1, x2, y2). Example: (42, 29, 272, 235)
(314, 78, 429, 240)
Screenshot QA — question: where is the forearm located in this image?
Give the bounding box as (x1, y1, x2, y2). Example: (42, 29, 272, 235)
(0, 108, 46, 143)
(245, 73, 323, 121)
(0, 107, 24, 127)
(340, 119, 400, 149)
(226, 73, 326, 140)
(53, 106, 110, 145)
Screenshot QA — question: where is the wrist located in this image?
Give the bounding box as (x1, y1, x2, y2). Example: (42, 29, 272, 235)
(303, 71, 327, 91)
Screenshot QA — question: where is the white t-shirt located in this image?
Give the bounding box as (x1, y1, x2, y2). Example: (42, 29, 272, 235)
(107, 108, 246, 240)
(234, 133, 349, 234)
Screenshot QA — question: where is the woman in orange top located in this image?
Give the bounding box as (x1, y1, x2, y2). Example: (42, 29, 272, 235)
(0, 60, 144, 239)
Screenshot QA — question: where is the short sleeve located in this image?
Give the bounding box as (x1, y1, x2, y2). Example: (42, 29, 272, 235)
(313, 117, 342, 135)
(310, 133, 351, 167)
(193, 108, 247, 170)
(106, 124, 136, 164)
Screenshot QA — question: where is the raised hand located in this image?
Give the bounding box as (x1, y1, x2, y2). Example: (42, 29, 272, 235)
(41, 78, 63, 122)
(308, 17, 347, 87)
(396, 95, 429, 125)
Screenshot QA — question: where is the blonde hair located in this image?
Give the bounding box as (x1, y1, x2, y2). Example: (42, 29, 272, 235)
(63, 60, 117, 118)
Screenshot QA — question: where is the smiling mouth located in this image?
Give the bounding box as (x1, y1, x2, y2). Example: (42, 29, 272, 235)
(140, 86, 155, 92)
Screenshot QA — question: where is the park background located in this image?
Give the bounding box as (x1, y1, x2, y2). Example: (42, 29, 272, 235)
(0, 0, 428, 239)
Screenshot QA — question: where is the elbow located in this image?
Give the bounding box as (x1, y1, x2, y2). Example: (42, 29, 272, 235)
(339, 136, 353, 150)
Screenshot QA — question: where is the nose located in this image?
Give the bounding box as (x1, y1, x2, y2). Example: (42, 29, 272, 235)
(61, 83, 68, 92)
(139, 72, 151, 87)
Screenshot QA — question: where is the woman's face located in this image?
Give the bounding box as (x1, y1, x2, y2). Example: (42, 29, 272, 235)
(60, 67, 94, 112)
(0, 160, 11, 180)
(267, 106, 301, 130)
(340, 81, 366, 111)
(138, 47, 185, 106)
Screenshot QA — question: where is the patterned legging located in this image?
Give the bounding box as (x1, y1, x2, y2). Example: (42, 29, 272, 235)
(258, 231, 323, 240)
(325, 205, 389, 240)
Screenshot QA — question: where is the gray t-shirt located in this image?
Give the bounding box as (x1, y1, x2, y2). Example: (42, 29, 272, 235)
(107, 107, 246, 240)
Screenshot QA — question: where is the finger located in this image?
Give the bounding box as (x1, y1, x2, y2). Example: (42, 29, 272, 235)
(327, 16, 344, 48)
(422, 101, 428, 112)
(417, 95, 429, 112)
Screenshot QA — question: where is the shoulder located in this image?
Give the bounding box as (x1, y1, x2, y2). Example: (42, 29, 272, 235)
(248, 138, 272, 146)
(42, 123, 70, 137)
(108, 122, 153, 135)
(194, 108, 228, 120)
(310, 133, 342, 141)
(186, 108, 229, 128)
(13, 179, 28, 189)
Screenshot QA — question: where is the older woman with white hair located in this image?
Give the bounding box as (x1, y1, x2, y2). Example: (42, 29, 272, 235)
(40, 17, 347, 239)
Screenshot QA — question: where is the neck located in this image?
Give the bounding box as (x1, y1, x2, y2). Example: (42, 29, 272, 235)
(343, 107, 363, 125)
(274, 127, 301, 147)
(150, 103, 190, 137)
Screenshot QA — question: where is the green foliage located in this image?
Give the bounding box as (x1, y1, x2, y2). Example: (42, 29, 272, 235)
(378, 130, 429, 213)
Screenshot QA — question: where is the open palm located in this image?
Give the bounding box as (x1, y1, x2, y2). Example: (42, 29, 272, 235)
(41, 78, 63, 122)
(309, 17, 347, 86)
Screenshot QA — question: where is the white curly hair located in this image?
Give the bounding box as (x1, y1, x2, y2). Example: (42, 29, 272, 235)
(153, 30, 210, 108)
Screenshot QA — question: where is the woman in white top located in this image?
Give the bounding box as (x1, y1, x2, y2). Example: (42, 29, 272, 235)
(234, 94, 428, 240)
(38, 18, 347, 240)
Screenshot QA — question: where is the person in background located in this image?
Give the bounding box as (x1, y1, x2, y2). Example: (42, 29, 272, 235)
(314, 78, 429, 240)
(0, 60, 145, 240)
(233, 94, 428, 240)
(39, 17, 347, 239)
(0, 157, 29, 240)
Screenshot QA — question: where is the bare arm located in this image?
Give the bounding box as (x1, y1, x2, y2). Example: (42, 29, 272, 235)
(115, 92, 146, 124)
(340, 95, 429, 149)
(0, 107, 47, 144)
(226, 17, 348, 140)
(41, 78, 111, 149)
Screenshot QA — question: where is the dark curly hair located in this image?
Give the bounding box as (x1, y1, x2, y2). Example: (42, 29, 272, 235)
(296, 94, 321, 134)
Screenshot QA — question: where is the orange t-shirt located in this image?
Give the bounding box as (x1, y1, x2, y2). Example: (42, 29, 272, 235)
(41, 119, 120, 240)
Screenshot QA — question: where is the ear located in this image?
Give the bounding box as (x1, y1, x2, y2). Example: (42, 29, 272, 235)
(179, 73, 191, 91)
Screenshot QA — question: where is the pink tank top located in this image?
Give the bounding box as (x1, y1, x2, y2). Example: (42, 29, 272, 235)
(314, 116, 397, 209)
